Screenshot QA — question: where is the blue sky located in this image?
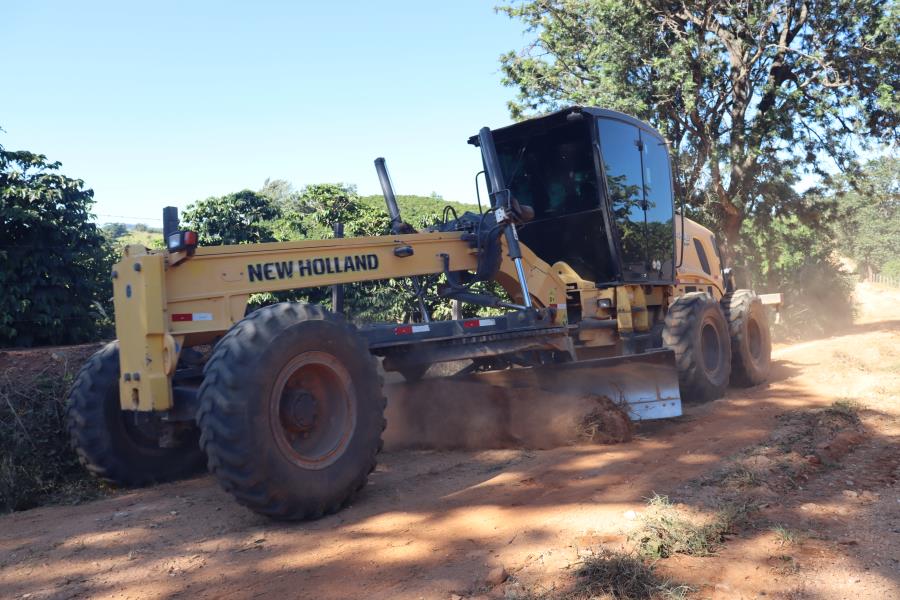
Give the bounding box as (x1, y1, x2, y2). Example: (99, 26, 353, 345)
(1, 2, 529, 224)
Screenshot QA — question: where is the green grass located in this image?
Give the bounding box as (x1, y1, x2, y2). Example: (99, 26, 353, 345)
(771, 525, 800, 546)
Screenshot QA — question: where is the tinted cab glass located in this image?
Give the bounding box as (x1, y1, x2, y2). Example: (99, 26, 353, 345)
(495, 120, 616, 283)
(597, 117, 675, 282)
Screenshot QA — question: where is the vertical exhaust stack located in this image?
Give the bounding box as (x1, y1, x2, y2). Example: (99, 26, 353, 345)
(163, 206, 179, 240)
(332, 222, 345, 314)
(373, 157, 431, 322)
(374, 157, 404, 235)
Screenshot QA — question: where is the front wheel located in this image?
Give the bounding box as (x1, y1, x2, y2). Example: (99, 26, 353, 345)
(197, 303, 386, 520)
(663, 293, 732, 402)
(66, 342, 207, 486)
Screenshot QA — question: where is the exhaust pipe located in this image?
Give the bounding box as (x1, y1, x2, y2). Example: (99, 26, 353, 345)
(374, 157, 404, 235)
(163, 206, 179, 240)
(373, 157, 431, 322)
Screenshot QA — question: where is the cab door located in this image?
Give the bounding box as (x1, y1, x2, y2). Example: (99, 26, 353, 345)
(596, 117, 675, 284)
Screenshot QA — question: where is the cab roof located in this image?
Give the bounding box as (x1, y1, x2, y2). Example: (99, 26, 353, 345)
(467, 106, 667, 146)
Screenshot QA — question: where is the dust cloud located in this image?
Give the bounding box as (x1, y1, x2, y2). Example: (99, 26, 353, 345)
(382, 376, 633, 451)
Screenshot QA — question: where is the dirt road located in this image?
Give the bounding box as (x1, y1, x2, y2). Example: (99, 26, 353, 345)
(1, 284, 898, 599)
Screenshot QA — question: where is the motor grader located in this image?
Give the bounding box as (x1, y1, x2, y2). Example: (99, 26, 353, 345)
(67, 106, 776, 520)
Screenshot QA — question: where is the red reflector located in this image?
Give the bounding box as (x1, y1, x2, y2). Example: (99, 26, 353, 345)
(184, 231, 198, 245)
(394, 325, 413, 335)
(172, 313, 193, 322)
(463, 319, 479, 329)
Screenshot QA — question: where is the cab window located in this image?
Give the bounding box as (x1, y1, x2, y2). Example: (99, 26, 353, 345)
(693, 238, 711, 275)
(597, 118, 675, 282)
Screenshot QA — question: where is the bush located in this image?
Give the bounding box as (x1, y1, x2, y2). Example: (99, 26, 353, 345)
(1, 146, 115, 347)
(0, 345, 106, 512)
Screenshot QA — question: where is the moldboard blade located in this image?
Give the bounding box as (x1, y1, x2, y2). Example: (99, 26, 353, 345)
(471, 349, 683, 420)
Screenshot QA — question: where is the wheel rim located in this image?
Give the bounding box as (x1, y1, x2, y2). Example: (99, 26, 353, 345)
(747, 318, 763, 361)
(700, 321, 721, 373)
(269, 351, 356, 469)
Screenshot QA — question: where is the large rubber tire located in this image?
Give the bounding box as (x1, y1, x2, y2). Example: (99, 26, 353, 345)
(66, 342, 207, 486)
(197, 303, 386, 520)
(722, 290, 772, 387)
(663, 293, 732, 402)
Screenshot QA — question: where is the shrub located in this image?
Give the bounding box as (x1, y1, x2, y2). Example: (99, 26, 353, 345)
(0, 345, 107, 512)
(1, 146, 115, 347)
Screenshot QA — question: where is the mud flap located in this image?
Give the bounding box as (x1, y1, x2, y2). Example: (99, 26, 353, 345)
(471, 349, 682, 420)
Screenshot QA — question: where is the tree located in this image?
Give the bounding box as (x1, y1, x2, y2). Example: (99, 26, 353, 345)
(259, 178, 297, 206)
(358, 194, 475, 229)
(499, 0, 899, 250)
(101, 222, 128, 238)
(0, 145, 114, 347)
(182, 190, 280, 245)
(831, 155, 900, 277)
(297, 183, 362, 231)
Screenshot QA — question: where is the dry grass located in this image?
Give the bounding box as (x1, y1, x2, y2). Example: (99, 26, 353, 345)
(0, 346, 107, 512)
(771, 525, 801, 547)
(721, 466, 761, 489)
(564, 549, 692, 600)
(828, 398, 861, 417)
(832, 350, 868, 372)
(576, 396, 634, 444)
(514, 548, 692, 600)
(630, 494, 751, 559)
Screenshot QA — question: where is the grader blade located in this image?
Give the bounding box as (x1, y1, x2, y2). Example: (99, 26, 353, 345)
(471, 349, 683, 421)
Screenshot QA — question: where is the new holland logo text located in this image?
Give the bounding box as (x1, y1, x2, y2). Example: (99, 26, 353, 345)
(247, 254, 379, 282)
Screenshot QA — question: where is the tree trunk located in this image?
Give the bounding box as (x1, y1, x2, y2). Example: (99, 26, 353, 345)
(720, 211, 743, 265)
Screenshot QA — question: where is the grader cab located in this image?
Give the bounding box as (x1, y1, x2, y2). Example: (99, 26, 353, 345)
(67, 106, 775, 519)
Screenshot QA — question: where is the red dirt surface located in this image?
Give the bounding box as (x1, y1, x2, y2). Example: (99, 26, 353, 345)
(1, 283, 898, 599)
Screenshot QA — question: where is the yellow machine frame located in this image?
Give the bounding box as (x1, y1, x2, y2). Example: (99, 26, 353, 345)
(111, 227, 680, 412)
(112, 230, 578, 411)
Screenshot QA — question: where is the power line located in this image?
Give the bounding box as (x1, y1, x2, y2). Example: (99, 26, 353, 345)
(94, 213, 163, 222)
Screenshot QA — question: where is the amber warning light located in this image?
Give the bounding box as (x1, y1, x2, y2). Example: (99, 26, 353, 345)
(167, 230, 198, 253)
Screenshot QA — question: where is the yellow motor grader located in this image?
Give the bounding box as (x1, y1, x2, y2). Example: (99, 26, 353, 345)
(67, 106, 776, 520)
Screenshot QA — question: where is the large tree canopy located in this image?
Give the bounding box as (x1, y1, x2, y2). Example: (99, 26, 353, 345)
(499, 0, 899, 247)
(0, 146, 113, 347)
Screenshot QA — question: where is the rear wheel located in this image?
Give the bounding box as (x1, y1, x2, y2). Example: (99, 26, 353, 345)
(197, 303, 385, 520)
(722, 290, 771, 386)
(663, 293, 732, 402)
(66, 342, 206, 486)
